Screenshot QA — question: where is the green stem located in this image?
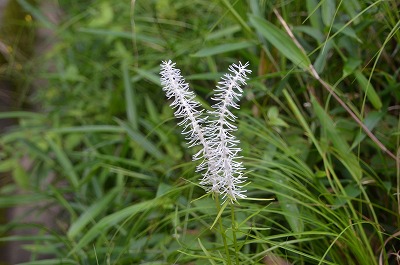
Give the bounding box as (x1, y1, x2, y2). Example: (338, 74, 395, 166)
(215, 196, 231, 265)
(231, 203, 239, 264)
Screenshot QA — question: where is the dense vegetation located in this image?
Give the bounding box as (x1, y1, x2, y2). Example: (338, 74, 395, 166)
(1, 0, 399, 264)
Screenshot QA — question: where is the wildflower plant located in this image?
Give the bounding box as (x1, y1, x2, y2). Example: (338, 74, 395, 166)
(160, 60, 251, 202)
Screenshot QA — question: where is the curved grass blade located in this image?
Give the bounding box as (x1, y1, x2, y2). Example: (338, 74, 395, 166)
(249, 15, 311, 70)
(192, 41, 254, 57)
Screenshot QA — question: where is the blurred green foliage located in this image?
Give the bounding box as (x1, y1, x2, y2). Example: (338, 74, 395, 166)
(0, 0, 399, 264)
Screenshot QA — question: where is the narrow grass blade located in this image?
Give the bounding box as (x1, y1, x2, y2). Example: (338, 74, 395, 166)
(17, 0, 54, 29)
(0, 111, 45, 119)
(271, 173, 304, 234)
(218, 0, 252, 34)
(0, 194, 48, 207)
(249, 15, 311, 70)
(122, 60, 138, 130)
(134, 68, 160, 85)
(192, 41, 254, 57)
(16, 260, 76, 265)
(49, 185, 77, 220)
(68, 198, 162, 255)
(351, 111, 384, 150)
(305, 0, 323, 31)
(311, 96, 362, 179)
(46, 137, 79, 189)
(210, 200, 229, 230)
(67, 188, 119, 239)
(198, 238, 218, 265)
(116, 119, 164, 159)
(354, 70, 382, 110)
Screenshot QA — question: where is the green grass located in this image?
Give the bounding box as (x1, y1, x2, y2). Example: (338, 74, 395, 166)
(0, 0, 399, 264)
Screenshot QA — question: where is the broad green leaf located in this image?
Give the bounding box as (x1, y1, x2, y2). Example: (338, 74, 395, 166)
(343, 58, 361, 77)
(314, 39, 333, 73)
(249, 15, 311, 70)
(267, 106, 289, 128)
(88, 2, 113, 27)
(354, 70, 382, 110)
(333, 23, 361, 42)
(321, 0, 336, 26)
(192, 41, 254, 57)
(293, 26, 324, 43)
(351, 111, 384, 150)
(156, 183, 173, 198)
(67, 188, 119, 238)
(13, 163, 29, 189)
(306, 0, 323, 31)
(342, 0, 361, 24)
(206, 25, 241, 41)
(333, 183, 362, 209)
(0, 159, 14, 172)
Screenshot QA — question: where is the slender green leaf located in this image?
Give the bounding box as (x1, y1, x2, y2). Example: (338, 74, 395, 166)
(0, 111, 45, 119)
(354, 70, 382, 110)
(198, 238, 218, 265)
(321, 0, 336, 26)
(311, 96, 362, 179)
(68, 198, 163, 255)
(17, 0, 54, 29)
(50, 125, 124, 134)
(306, 0, 323, 31)
(351, 111, 384, 149)
(68, 188, 119, 238)
(134, 68, 160, 85)
(46, 137, 79, 189)
(16, 259, 76, 265)
(116, 119, 164, 159)
(271, 173, 304, 234)
(122, 60, 138, 130)
(192, 41, 254, 57)
(0, 194, 49, 207)
(249, 15, 311, 70)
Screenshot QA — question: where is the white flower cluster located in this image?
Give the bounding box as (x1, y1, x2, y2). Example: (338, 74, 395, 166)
(160, 60, 251, 202)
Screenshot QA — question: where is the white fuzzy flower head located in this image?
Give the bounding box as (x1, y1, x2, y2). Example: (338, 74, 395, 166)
(160, 60, 251, 202)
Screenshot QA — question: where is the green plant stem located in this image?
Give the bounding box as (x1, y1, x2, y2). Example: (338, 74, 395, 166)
(231, 203, 239, 265)
(215, 196, 231, 265)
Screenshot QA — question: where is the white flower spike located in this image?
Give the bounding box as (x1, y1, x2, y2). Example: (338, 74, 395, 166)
(160, 60, 251, 202)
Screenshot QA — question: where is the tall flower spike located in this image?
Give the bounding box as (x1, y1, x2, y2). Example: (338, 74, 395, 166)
(160, 60, 205, 149)
(203, 62, 251, 202)
(159, 60, 220, 190)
